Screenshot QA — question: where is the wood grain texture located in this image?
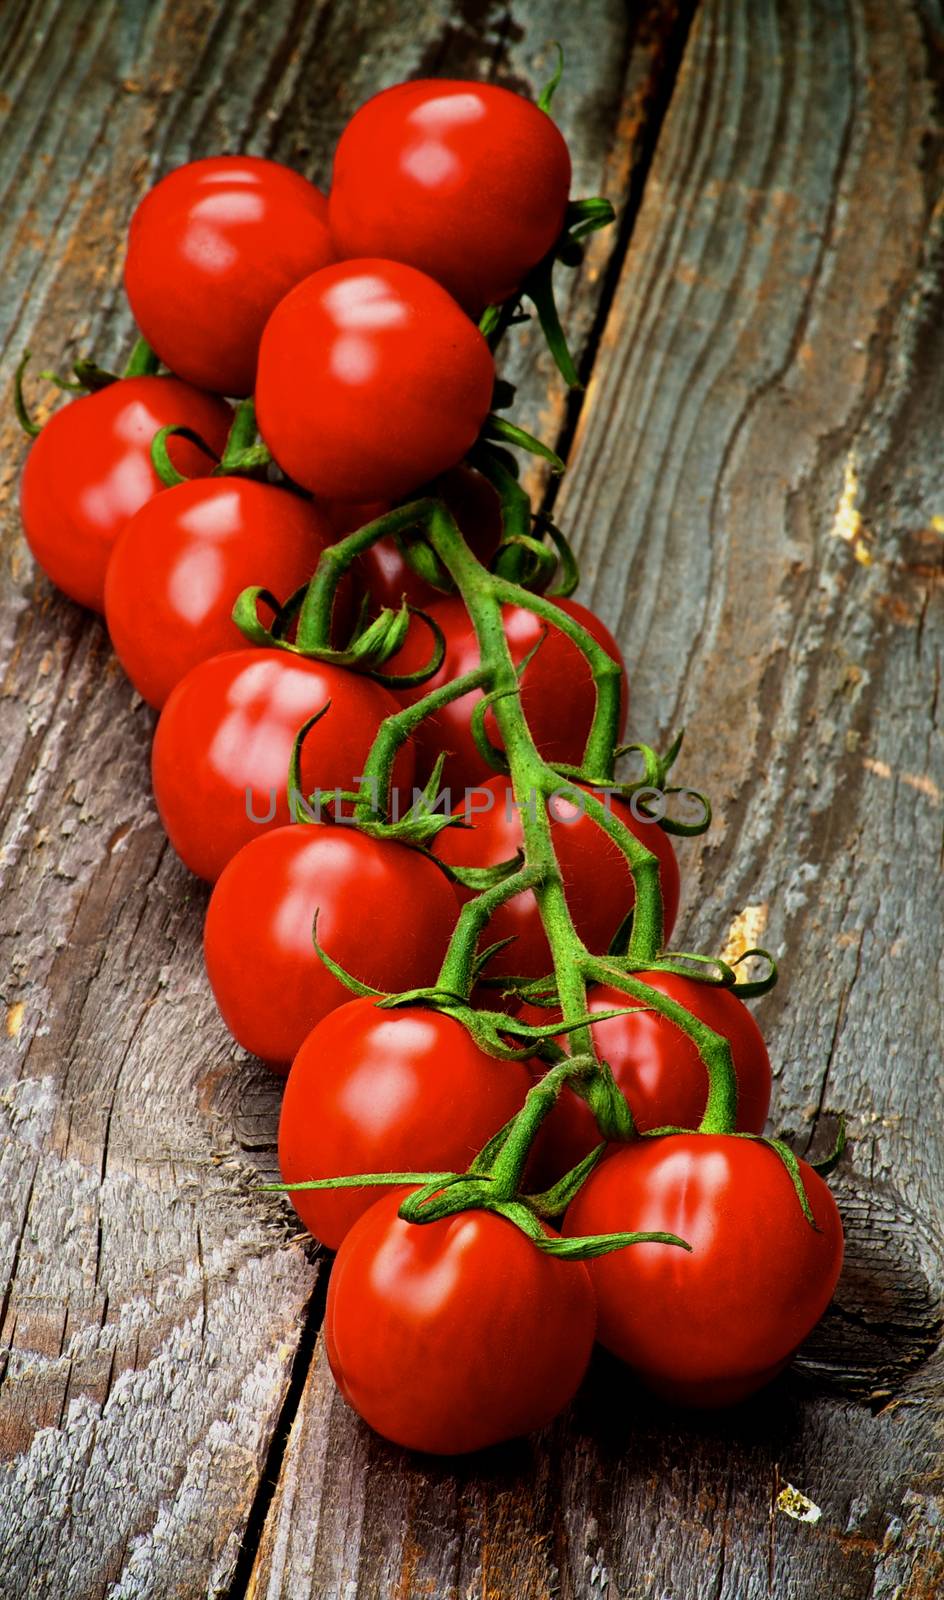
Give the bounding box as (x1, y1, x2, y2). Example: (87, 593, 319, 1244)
(0, 3, 679, 1598)
(244, 2, 944, 1598)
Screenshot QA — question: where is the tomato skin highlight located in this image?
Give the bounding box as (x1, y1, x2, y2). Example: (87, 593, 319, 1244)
(19, 377, 232, 612)
(520, 972, 771, 1179)
(278, 998, 531, 1244)
(255, 259, 495, 502)
(124, 156, 335, 396)
(105, 478, 345, 709)
(329, 80, 571, 314)
(151, 648, 412, 882)
(205, 829, 458, 1068)
(390, 596, 628, 792)
(435, 776, 678, 978)
(564, 1135, 843, 1407)
(325, 1191, 596, 1454)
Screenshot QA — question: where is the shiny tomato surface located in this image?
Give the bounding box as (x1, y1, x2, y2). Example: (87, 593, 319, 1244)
(255, 259, 494, 501)
(151, 648, 411, 881)
(279, 998, 531, 1243)
(205, 830, 458, 1068)
(329, 80, 571, 312)
(325, 1191, 596, 1453)
(124, 156, 335, 395)
(564, 1134, 843, 1406)
(20, 377, 232, 611)
(105, 478, 342, 708)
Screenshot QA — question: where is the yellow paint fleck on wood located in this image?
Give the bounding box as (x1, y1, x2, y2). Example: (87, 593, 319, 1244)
(720, 903, 769, 965)
(5, 1001, 25, 1039)
(831, 454, 863, 543)
(776, 1484, 822, 1524)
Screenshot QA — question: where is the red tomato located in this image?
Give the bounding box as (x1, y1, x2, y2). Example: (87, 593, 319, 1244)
(436, 777, 678, 979)
(105, 478, 346, 709)
(521, 973, 771, 1181)
(564, 1135, 844, 1406)
(255, 260, 494, 501)
(205, 829, 458, 1068)
(329, 81, 571, 313)
(124, 157, 335, 395)
(19, 377, 231, 612)
(389, 596, 628, 792)
(278, 998, 531, 1243)
(151, 648, 412, 881)
(358, 465, 503, 611)
(325, 1191, 596, 1453)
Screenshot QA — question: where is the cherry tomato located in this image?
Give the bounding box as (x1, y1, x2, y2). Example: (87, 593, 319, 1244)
(255, 260, 494, 501)
(435, 776, 677, 978)
(151, 648, 412, 881)
(325, 1191, 596, 1453)
(279, 998, 531, 1243)
(124, 157, 335, 396)
(105, 478, 348, 709)
(357, 466, 503, 612)
(564, 1135, 844, 1406)
(329, 81, 571, 314)
(520, 973, 771, 1182)
(205, 829, 458, 1068)
(389, 596, 628, 792)
(19, 377, 232, 612)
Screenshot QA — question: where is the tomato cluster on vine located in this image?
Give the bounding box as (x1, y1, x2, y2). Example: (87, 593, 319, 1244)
(16, 64, 844, 1459)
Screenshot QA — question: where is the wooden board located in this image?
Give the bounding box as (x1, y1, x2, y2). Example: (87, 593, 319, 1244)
(0, 2, 941, 1598)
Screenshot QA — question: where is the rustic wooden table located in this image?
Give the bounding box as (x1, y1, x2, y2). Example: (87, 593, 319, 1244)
(1, 2, 942, 1596)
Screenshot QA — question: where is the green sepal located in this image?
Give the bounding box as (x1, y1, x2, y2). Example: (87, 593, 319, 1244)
(37, 366, 87, 394)
(311, 908, 385, 998)
(471, 935, 519, 983)
(400, 538, 452, 594)
(151, 423, 219, 487)
(368, 606, 447, 687)
(123, 335, 160, 377)
(493, 533, 558, 590)
(263, 1169, 456, 1194)
(537, 42, 564, 114)
(478, 304, 502, 338)
(639, 951, 740, 987)
(524, 253, 581, 389)
(72, 358, 120, 392)
(659, 786, 712, 837)
(437, 852, 525, 893)
(525, 1143, 608, 1217)
(13, 351, 41, 438)
(564, 196, 617, 243)
(540, 517, 581, 597)
(737, 1134, 819, 1229)
(232, 585, 284, 647)
(809, 1117, 847, 1178)
(481, 413, 565, 474)
(534, 1227, 691, 1260)
(728, 948, 779, 998)
(469, 687, 513, 774)
(286, 706, 333, 819)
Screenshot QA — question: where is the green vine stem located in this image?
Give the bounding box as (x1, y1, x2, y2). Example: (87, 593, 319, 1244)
(257, 497, 745, 1233)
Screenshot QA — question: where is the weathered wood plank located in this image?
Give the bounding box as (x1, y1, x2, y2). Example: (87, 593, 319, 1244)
(0, 3, 677, 1598)
(244, 2, 944, 1597)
